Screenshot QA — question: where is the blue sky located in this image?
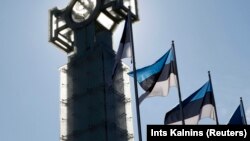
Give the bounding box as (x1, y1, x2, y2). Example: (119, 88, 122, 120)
(0, 0, 250, 141)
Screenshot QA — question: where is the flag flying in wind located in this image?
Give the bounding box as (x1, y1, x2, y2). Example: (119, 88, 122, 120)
(112, 13, 132, 78)
(128, 47, 177, 104)
(228, 101, 247, 125)
(164, 80, 217, 125)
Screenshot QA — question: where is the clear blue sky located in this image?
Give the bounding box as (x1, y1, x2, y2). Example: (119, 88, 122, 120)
(0, 0, 250, 141)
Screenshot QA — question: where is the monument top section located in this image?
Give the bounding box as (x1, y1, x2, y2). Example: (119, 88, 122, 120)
(49, 0, 139, 53)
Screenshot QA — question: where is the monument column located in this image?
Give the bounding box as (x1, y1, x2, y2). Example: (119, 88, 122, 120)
(49, 0, 138, 141)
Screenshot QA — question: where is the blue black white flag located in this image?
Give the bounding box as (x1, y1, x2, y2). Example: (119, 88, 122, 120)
(128, 47, 177, 104)
(112, 13, 132, 78)
(228, 99, 248, 125)
(164, 80, 217, 125)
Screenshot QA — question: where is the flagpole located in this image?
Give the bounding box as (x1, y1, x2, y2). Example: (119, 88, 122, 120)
(129, 7, 142, 141)
(240, 97, 248, 125)
(101, 50, 109, 141)
(172, 41, 185, 125)
(208, 71, 219, 125)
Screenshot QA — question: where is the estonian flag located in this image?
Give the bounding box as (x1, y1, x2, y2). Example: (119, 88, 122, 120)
(164, 80, 217, 125)
(228, 100, 247, 125)
(128, 47, 177, 104)
(112, 13, 132, 78)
